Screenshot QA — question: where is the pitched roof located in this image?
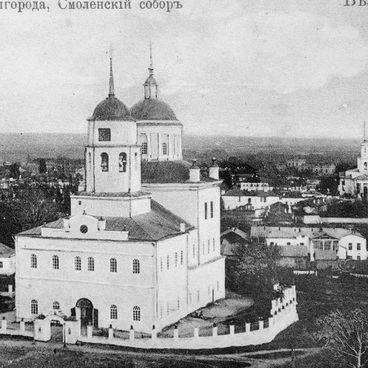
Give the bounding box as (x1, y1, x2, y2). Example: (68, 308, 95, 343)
(0, 243, 14, 258)
(19, 200, 194, 242)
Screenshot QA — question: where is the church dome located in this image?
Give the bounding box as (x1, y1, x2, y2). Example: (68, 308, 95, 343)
(131, 99, 177, 121)
(90, 96, 133, 121)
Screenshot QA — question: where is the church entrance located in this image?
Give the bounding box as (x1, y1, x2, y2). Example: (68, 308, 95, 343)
(76, 298, 95, 327)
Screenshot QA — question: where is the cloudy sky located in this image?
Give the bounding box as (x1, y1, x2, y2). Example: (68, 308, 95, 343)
(0, 0, 368, 138)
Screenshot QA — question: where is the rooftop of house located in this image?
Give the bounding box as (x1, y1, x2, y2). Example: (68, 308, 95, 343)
(19, 200, 195, 242)
(220, 227, 248, 244)
(252, 225, 363, 241)
(0, 243, 14, 258)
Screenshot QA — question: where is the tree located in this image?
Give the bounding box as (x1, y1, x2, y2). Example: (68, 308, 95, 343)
(39, 158, 47, 174)
(226, 241, 281, 302)
(315, 309, 368, 368)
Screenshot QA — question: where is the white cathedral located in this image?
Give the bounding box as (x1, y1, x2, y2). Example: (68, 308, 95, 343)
(15, 57, 225, 333)
(339, 124, 368, 198)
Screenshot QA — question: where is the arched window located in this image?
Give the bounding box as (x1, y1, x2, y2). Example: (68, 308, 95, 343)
(75, 256, 81, 271)
(52, 255, 59, 269)
(119, 152, 127, 172)
(133, 259, 140, 274)
(141, 142, 148, 155)
(88, 257, 94, 271)
(101, 152, 109, 172)
(133, 306, 141, 321)
(31, 300, 38, 315)
(110, 305, 117, 319)
(162, 143, 168, 155)
(110, 258, 117, 273)
(30, 254, 37, 268)
(53, 301, 60, 310)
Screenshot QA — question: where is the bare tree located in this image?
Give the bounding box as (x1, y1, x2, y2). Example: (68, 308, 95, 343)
(315, 309, 368, 368)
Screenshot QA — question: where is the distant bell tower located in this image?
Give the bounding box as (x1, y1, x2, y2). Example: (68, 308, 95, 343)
(85, 58, 141, 193)
(358, 122, 368, 172)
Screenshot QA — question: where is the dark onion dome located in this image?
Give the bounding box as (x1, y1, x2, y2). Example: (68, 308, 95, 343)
(130, 99, 177, 121)
(88, 58, 134, 121)
(89, 96, 134, 121)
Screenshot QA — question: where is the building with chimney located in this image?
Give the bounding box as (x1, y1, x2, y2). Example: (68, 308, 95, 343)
(15, 58, 225, 333)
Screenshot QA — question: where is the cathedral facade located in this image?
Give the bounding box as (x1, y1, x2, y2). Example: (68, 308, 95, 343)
(339, 125, 368, 198)
(15, 58, 225, 333)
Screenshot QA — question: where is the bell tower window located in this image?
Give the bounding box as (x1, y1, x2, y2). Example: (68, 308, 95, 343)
(98, 128, 111, 141)
(119, 152, 127, 172)
(101, 153, 109, 172)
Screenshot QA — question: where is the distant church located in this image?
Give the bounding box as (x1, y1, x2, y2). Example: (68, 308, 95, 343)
(15, 55, 225, 333)
(339, 124, 368, 198)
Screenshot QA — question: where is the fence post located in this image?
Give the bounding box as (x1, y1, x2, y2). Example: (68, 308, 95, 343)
(212, 323, 218, 337)
(229, 325, 235, 335)
(173, 325, 179, 339)
(259, 320, 264, 330)
(1, 317, 7, 331)
(87, 324, 93, 339)
(245, 322, 251, 332)
(108, 325, 114, 340)
(151, 325, 157, 340)
(20, 318, 25, 333)
(129, 325, 134, 340)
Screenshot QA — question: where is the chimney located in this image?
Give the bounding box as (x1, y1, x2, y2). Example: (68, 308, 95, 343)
(209, 157, 219, 180)
(189, 160, 200, 182)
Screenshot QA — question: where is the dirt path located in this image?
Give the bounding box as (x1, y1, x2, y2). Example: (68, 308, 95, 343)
(0, 338, 320, 367)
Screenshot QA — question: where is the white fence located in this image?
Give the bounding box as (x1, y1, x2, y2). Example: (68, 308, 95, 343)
(78, 286, 298, 350)
(0, 318, 33, 338)
(0, 286, 298, 350)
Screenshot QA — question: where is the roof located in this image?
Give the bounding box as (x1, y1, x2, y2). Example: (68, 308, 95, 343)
(131, 99, 177, 121)
(89, 96, 133, 121)
(221, 228, 248, 244)
(19, 200, 194, 242)
(251, 225, 363, 241)
(0, 243, 14, 258)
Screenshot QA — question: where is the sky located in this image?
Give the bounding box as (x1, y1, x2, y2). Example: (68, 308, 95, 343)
(0, 0, 368, 138)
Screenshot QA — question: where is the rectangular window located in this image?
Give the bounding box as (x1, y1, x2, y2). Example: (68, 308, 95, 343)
(167, 255, 170, 270)
(357, 243, 361, 251)
(98, 128, 111, 141)
(181, 250, 183, 265)
(204, 202, 208, 220)
(175, 252, 178, 267)
(193, 244, 196, 258)
(210, 201, 213, 218)
(349, 243, 353, 251)
(0, 262, 3, 268)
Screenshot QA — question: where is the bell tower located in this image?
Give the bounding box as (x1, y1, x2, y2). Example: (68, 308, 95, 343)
(84, 58, 141, 194)
(358, 122, 368, 172)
